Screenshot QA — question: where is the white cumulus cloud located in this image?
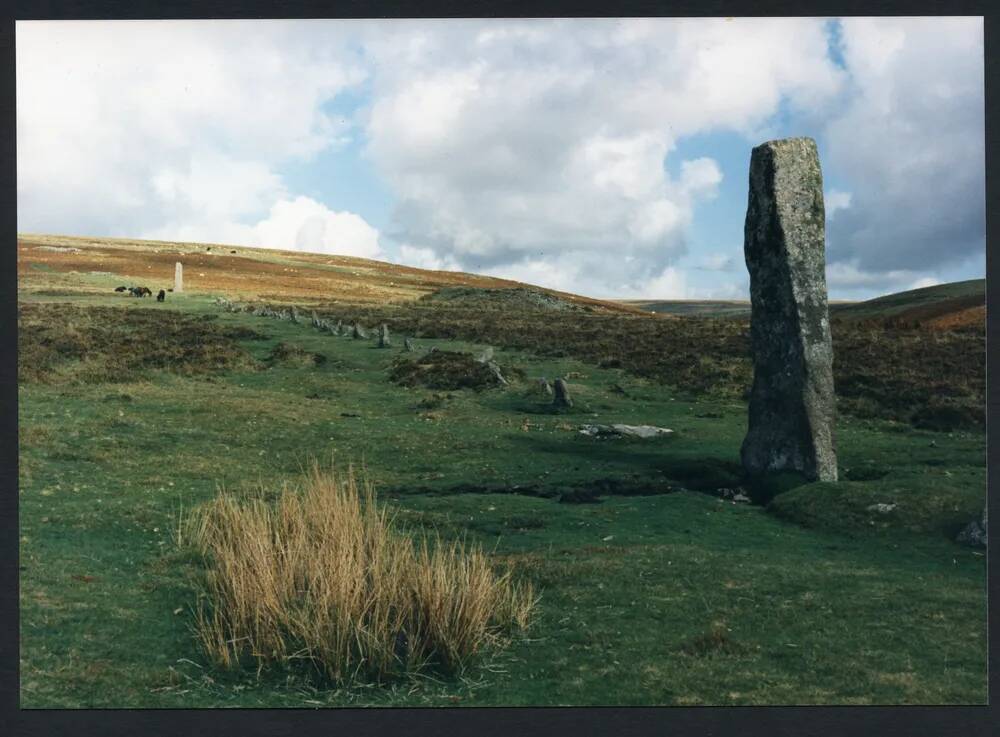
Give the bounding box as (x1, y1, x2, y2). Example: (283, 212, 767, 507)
(359, 17, 844, 296)
(823, 17, 984, 277)
(145, 196, 382, 258)
(16, 19, 369, 248)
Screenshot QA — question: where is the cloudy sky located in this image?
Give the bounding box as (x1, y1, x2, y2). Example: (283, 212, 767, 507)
(16, 17, 984, 300)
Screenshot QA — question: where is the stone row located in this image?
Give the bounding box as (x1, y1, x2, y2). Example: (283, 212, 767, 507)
(212, 297, 406, 349)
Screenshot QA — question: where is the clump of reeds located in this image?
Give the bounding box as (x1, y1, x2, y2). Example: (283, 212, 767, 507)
(183, 464, 535, 683)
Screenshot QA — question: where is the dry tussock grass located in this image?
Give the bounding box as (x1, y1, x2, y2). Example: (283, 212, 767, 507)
(183, 464, 535, 683)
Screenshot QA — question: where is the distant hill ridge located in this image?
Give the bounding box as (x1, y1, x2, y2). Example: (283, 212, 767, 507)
(832, 279, 984, 326)
(17, 233, 982, 328)
(624, 278, 984, 328)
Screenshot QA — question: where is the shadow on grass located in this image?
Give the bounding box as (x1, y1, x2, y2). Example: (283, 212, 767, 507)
(505, 433, 745, 492)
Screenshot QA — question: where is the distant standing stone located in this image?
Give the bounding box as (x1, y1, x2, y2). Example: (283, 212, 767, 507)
(377, 323, 391, 348)
(404, 336, 415, 352)
(538, 378, 554, 397)
(174, 262, 183, 293)
(477, 347, 494, 363)
(553, 378, 573, 408)
(311, 310, 320, 328)
(290, 306, 301, 324)
(352, 323, 367, 339)
(740, 137, 837, 482)
(486, 360, 508, 386)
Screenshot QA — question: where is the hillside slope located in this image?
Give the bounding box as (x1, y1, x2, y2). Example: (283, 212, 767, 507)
(832, 278, 984, 328)
(17, 233, 641, 314)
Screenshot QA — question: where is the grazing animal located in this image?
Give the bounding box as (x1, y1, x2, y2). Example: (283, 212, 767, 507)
(156, 289, 166, 302)
(114, 286, 127, 292)
(138, 287, 152, 297)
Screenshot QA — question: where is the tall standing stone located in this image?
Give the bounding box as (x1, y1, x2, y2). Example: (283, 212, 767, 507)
(377, 323, 391, 348)
(174, 262, 183, 293)
(741, 137, 837, 482)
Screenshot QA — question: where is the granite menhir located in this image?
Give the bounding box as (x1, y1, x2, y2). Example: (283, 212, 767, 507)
(741, 137, 837, 482)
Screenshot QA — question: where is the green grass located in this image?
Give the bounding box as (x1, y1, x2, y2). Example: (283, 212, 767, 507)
(18, 294, 986, 706)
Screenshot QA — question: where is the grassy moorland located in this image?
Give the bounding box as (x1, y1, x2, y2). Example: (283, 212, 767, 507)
(17, 238, 986, 707)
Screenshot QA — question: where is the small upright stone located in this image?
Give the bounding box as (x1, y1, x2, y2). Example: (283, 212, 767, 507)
(740, 137, 837, 482)
(352, 323, 367, 339)
(956, 505, 987, 548)
(486, 360, 508, 386)
(404, 337, 415, 352)
(553, 378, 573, 408)
(477, 347, 494, 363)
(377, 323, 391, 348)
(328, 321, 341, 336)
(290, 306, 301, 324)
(538, 378, 554, 397)
(311, 310, 320, 328)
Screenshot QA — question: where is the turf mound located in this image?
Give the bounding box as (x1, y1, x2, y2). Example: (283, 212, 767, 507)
(767, 479, 983, 539)
(266, 341, 327, 367)
(420, 286, 585, 312)
(389, 350, 515, 391)
(18, 303, 262, 384)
